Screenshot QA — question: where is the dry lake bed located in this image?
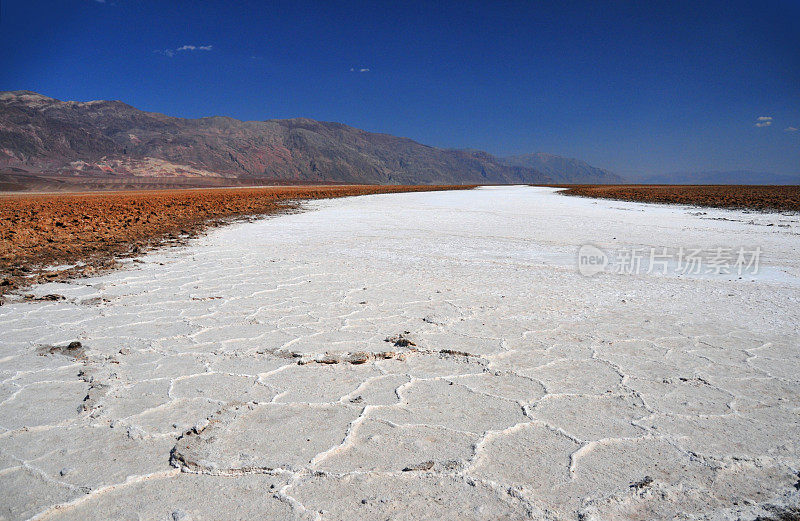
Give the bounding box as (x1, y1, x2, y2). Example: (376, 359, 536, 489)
(1, 186, 799, 520)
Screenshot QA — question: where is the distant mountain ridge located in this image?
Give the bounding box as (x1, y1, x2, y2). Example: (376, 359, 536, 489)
(0, 90, 547, 185)
(635, 170, 800, 185)
(502, 153, 625, 184)
(0, 90, 624, 186)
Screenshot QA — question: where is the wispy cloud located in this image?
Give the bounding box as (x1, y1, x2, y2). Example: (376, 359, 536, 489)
(157, 44, 214, 58)
(785, 126, 798, 132)
(350, 67, 370, 73)
(755, 116, 773, 128)
(177, 45, 213, 52)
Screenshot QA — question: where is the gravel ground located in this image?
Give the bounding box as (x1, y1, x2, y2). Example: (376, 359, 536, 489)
(560, 184, 800, 212)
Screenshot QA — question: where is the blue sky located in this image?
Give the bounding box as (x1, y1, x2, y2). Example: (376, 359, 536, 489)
(1, 0, 798, 176)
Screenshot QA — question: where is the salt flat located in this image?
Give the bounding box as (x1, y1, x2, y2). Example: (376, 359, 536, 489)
(1, 186, 799, 521)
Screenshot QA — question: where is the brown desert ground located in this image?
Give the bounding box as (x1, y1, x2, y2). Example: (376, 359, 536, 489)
(559, 184, 800, 212)
(0, 184, 473, 295)
(0, 171, 355, 192)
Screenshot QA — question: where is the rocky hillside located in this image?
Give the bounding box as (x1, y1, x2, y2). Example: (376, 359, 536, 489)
(0, 91, 554, 185)
(503, 153, 624, 184)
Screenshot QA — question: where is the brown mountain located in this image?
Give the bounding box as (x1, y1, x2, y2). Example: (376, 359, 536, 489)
(0, 90, 553, 186)
(502, 153, 625, 184)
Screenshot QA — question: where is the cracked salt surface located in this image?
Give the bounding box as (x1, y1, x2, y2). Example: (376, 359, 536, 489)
(1, 186, 799, 520)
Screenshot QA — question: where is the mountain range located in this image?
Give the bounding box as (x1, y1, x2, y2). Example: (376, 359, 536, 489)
(502, 153, 624, 184)
(0, 91, 622, 186)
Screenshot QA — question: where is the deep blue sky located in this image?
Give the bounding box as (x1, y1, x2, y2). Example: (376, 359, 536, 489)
(1, 0, 798, 177)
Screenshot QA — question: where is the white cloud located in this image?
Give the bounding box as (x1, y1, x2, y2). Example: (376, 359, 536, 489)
(177, 45, 213, 52)
(785, 126, 798, 132)
(755, 116, 773, 127)
(350, 67, 370, 73)
(157, 45, 213, 58)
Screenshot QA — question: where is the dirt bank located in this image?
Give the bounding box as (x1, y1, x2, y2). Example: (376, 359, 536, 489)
(0, 184, 474, 295)
(558, 184, 800, 212)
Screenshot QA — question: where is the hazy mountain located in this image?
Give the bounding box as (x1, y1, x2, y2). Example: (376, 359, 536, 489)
(0, 90, 555, 185)
(502, 153, 625, 184)
(634, 170, 800, 185)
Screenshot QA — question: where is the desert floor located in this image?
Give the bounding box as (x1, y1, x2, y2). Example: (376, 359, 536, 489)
(1, 186, 799, 520)
(0, 184, 470, 287)
(559, 184, 800, 212)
